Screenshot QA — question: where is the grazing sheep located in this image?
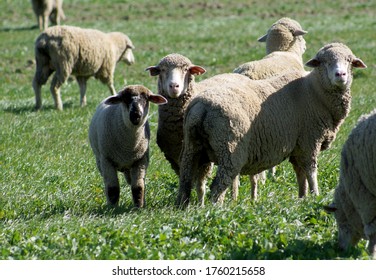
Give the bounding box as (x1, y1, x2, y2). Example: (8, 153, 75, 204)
(178, 43, 367, 208)
(145, 53, 213, 206)
(31, 0, 65, 31)
(32, 25, 135, 110)
(233, 17, 307, 79)
(325, 110, 376, 259)
(89, 85, 167, 207)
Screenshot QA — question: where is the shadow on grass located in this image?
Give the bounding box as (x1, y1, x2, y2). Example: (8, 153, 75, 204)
(0, 25, 38, 32)
(228, 239, 365, 260)
(2, 101, 74, 115)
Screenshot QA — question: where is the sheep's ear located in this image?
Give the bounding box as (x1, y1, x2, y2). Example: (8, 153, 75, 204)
(352, 58, 367, 69)
(104, 95, 123, 105)
(145, 66, 160, 76)
(293, 29, 308, 36)
(323, 204, 337, 213)
(305, 58, 320, 68)
(148, 94, 168, 105)
(189, 65, 206, 75)
(257, 34, 267, 42)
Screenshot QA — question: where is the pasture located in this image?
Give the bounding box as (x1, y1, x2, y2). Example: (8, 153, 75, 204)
(0, 0, 375, 259)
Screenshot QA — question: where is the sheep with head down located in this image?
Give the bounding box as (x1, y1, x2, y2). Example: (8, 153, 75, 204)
(178, 43, 367, 208)
(33, 25, 135, 110)
(89, 85, 167, 207)
(325, 109, 376, 259)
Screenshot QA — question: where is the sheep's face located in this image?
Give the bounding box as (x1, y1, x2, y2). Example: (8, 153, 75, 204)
(146, 54, 206, 99)
(104, 85, 167, 126)
(122, 47, 135, 65)
(305, 43, 367, 89)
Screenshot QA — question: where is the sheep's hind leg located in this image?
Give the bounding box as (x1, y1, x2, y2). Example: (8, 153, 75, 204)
(50, 73, 67, 110)
(210, 166, 237, 206)
(77, 76, 89, 107)
(178, 149, 201, 209)
(368, 232, 376, 259)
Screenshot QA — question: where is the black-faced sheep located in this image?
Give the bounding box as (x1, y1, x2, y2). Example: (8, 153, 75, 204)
(31, 0, 65, 31)
(88, 85, 167, 207)
(325, 110, 376, 259)
(177, 43, 367, 208)
(32, 25, 135, 110)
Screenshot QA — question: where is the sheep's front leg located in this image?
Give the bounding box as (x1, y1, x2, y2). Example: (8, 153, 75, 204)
(77, 76, 88, 107)
(101, 159, 120, 206)
(129, 164, 146, 208)
(290, 157, 308, 197)
(249, 174, 258, 201)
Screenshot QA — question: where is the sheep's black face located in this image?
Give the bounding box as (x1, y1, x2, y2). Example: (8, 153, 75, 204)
(126, 94, 148, 126)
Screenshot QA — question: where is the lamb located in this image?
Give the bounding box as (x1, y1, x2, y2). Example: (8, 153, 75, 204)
(32, 25, 135, 110)
(233, 17, 307, 79)
(88, 85, 167, 207)
(145, 53, 213, 206)
(31, 0, 65, 31)
(325, 110, 376, 259)
(177, 43, 367, 208)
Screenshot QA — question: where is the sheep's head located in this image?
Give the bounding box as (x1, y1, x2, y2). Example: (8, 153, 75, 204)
(146, 53, 206, 99)
(121, 34, 135, 65)
(105, 85, 167, 126)
(258, 17, 307, 55)
(306, 43, 367, 89)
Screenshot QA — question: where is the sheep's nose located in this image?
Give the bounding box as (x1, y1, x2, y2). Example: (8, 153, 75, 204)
(169, 83, 179, 90)
(335, 71, 347, 77)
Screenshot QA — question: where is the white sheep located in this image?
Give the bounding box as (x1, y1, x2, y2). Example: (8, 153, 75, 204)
(31, 0, 65, 31)
(145, 53, 213, 206)
(234, 17, 307, 79)
(325, 110, 376, 259)
(234, 17, 308, 182)
(32, 25, 135, 110)
(88, 85, 167, 207)
(177, 43, 367, 208)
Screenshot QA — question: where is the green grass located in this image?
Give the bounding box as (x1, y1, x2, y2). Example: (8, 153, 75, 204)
(0, 0, 375, 260)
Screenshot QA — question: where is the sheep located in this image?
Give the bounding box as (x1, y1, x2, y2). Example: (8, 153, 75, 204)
(325, 110, 376, 259)
(177, 43, 367, 208)
(31, 0, 65, 31)
(88, 85, 167, 207)
(32, 25, 135, 111)
(145, 53, 213, 206)
(234, 17, 308, 182)
(233, 17, 307, 79)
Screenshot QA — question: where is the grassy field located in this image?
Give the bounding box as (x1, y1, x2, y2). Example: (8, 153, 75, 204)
(0, 0, 375, 260)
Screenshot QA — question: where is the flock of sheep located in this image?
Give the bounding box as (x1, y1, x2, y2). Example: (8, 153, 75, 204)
(30, 1, 375, 258)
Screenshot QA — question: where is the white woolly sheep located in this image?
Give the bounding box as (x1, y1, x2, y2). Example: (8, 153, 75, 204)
(145, 53, 213, 206)
(325, 110, 376, 259)
(31, 0, 65, 31)
(233, 17, 307, 79)
(177, 43, 367, 208)
(234, 17, 308, 182)
(32, 25, 135, 110)
(89, 85, 167, 207)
